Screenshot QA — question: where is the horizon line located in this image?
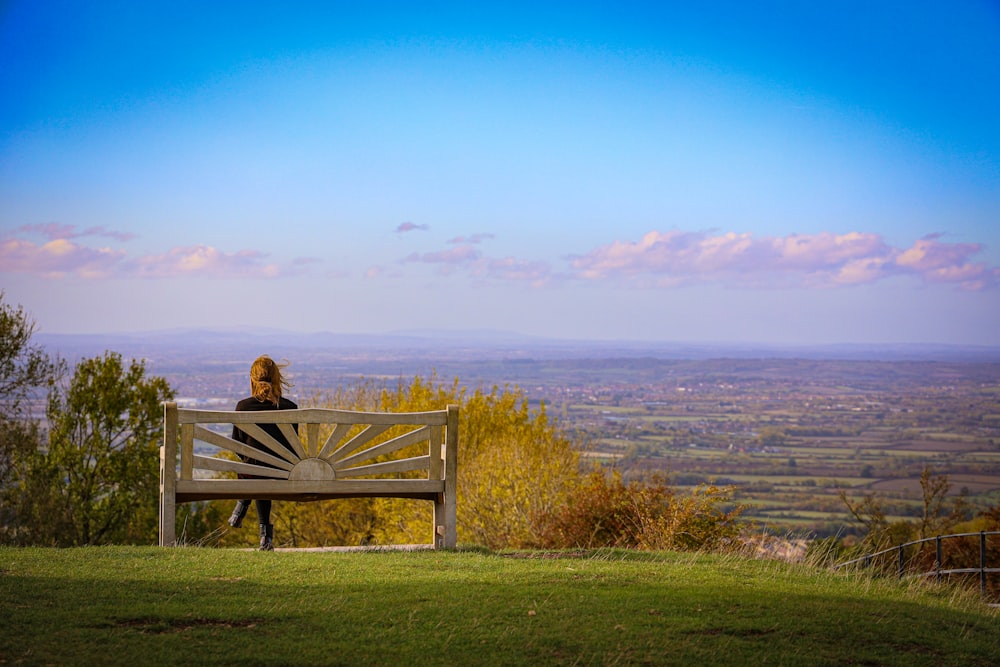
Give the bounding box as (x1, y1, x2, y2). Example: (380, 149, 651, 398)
(33, 327, 1000, 351)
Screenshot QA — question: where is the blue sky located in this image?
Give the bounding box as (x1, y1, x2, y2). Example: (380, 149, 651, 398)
(2, 1, 999, 345)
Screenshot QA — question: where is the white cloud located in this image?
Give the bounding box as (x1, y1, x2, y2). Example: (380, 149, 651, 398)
(400, 244, 482, 275)
(447, 233, 495, 245)
(568, 230, 998, 290)
(16, 223, 138, 242)
(395, 222, 430, 234)
(131, 246, 281, 279)
(4, 225, 995, 291)
(0, 237, 126, 278)
(0, 232, 290, 280)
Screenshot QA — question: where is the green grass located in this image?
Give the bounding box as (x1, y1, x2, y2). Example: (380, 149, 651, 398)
(2, 546, 998, 666)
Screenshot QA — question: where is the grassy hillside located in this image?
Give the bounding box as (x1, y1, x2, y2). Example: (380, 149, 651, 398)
(1, 546, 998, 666)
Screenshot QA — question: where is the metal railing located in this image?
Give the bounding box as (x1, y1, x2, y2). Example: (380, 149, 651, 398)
(833, 531, 1000, 599)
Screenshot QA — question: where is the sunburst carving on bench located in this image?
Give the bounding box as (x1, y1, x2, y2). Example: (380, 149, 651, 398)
(186, 419, 436, 483)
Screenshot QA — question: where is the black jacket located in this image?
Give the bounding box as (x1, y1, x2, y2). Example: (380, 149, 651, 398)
(232, 396, 299, 470)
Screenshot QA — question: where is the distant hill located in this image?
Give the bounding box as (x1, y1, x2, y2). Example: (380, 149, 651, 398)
(36, 328, 1000, 363)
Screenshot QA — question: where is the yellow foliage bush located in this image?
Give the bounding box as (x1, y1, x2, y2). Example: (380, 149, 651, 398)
(266, 375, 581, 549)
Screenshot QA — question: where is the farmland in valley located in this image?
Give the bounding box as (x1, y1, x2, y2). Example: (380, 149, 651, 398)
(42, 332, 1000, 538)
(539, 358, 1000, 537)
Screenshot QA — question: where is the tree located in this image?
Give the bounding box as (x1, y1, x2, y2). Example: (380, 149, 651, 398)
(757, 426, 786, 447)
(838, 487, 894, 550)
(0, 292, 64, 413)
(0, 293, 64, 541)
(456, 383, 580, 549)
(0, 416, 46, 541)
(917, 465, 953, 540)
(9, 352, 173, 545)
(838, 466, 973, 562)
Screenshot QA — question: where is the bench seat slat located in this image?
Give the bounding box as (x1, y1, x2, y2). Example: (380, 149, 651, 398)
(175, 478, 445, 502)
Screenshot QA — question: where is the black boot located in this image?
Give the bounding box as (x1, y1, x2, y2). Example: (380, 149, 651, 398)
(229, 500, 250, 528)
(259, 523, 274, 551)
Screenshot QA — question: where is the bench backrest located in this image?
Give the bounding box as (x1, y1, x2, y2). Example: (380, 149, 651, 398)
(159, 402, 458, 548)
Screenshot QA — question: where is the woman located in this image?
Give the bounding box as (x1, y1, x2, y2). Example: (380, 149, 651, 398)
(228, 355, 298, 551)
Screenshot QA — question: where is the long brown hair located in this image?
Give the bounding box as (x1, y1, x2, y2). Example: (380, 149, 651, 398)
(249, 355, 291, 405)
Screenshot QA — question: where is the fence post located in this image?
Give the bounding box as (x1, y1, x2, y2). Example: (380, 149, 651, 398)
(935, 536, 943, 583)
(898, 545, 905, 579)
(981, 531, 988, 598)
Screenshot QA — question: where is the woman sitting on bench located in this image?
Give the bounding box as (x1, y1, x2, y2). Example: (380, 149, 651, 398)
(227, 355, 298, 550)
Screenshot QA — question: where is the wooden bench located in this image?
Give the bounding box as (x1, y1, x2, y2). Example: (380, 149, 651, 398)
(159, 402, 458, 548)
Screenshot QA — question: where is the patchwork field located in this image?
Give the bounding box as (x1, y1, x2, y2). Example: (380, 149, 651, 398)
(535, 359, 1000, 538)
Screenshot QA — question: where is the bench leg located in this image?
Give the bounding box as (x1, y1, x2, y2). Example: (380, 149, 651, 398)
(433, 498, 443, 549)
(159, 495, 175, 546)
(444, 498, 457, 549)
(434, 494, 457, 549)
(159, 447, 176, 546)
